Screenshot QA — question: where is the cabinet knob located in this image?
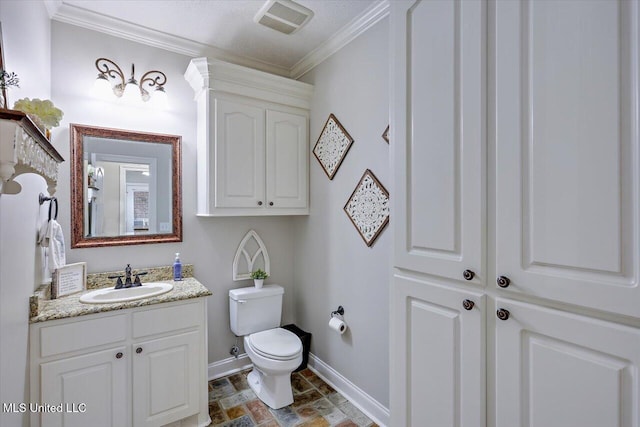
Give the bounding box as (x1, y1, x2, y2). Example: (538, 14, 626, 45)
(463, 270, 475, 281)
(115, 352, 123, 359)
(496, 308, 510, 321)
(269, 201, 274, 206)
(497, 276, 510, 288)
(257, 201, 263, 206)
(462, 299, 475, 310)
(136, 347, 143, 354)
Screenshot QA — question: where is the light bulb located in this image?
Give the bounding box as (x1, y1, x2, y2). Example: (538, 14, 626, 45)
(121, 81, 140, 104)
(91, 75, 112, 99)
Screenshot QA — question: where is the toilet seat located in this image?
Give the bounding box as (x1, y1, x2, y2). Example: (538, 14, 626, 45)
(247, 328, 302, 361)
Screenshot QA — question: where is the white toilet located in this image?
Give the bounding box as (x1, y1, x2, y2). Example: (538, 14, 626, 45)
(229, 284, 302, 409)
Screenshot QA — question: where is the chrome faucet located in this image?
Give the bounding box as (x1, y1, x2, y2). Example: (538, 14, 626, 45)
(108, 264, 148, 289)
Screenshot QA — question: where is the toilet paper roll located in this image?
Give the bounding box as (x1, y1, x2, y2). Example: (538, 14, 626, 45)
(329, 316, 347, 335)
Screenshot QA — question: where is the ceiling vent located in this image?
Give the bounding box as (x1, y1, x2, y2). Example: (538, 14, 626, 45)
(254, 0, 314, 35)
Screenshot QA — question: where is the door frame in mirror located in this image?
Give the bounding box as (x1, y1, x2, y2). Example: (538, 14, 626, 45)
(70, 124, 182, 248)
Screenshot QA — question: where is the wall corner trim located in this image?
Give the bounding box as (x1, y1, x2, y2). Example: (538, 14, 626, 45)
(47, 2, 290, 77)
(208, 354, 253, 380)
(289, 0, 390, 79)
(47, 0, 388, 80)
(308, 353, 390, 427)
(208, 352, 389, 426)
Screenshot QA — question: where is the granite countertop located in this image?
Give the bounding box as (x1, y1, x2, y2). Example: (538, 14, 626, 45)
(30, 265, 212, 323)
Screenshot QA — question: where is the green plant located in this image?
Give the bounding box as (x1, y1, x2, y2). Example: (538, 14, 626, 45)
(250, 269, 269, 280)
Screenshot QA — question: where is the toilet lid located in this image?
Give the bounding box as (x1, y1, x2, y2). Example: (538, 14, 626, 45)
(248, 328, 302, 360)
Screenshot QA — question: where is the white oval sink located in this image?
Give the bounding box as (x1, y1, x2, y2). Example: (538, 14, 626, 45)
(79, 282, 174, 304)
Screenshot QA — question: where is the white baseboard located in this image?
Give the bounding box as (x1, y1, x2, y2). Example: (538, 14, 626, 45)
(208, 354, 252, 380)
(207, 352, 390, 427)
(308, 353, 389, 427)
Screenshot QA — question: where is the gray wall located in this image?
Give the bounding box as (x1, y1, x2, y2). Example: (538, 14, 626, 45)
(294, 19, 390, 407)
(51, 22, 297, 366)
(0, 7, 390, 422)
(0, 2, 52, 426)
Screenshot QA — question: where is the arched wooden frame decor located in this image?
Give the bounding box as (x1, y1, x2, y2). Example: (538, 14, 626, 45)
(233, 230, 270, 281)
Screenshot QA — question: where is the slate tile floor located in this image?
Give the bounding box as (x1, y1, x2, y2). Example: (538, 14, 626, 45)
(209, 368, 378, 427)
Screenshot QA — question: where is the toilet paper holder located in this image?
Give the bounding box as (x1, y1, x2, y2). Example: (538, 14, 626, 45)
(330, 306, 344, 318)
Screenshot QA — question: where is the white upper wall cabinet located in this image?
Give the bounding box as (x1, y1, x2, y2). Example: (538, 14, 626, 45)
(185, 58, 313, 216)
(494, 0, 640, 317)
(214, 96, 266, 209)
(266, 110, 308, 209)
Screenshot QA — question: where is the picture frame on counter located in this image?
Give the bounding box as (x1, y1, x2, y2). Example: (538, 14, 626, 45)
(52, 262, 87, 299)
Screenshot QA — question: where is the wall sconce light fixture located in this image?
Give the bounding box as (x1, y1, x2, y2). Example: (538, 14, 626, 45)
(93, 58, 168, 106)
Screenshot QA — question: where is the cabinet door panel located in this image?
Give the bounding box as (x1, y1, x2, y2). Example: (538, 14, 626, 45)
(214, 98, 265, 208)
(495, 298, 640, 427)
(494, 0, 640, 316)
(133, 331, 200, 427)
(391, 274, 485, 427)
(40, 346, 128, 427)
(392, 0, 485, 283)
(266, 110, 308, 209)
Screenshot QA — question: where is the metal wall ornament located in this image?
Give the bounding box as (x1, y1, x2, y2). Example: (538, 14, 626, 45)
(313, 113, 354, 180)
(344, 169, 390, 247)
(382, 125, 389, 143)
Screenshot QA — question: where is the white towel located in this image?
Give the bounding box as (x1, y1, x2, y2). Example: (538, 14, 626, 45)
(38, 219, 66, 273)
(37, 220, 50, 247)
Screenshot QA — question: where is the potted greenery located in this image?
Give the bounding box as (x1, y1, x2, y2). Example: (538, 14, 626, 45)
(249, 269, 269, 289)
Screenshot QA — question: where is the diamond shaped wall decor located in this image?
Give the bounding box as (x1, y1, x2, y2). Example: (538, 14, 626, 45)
(344, 169, 390, 247)
(313, 113, 354, 180)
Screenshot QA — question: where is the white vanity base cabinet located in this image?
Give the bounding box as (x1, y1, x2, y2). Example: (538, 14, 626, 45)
(30, 298, 210, 427)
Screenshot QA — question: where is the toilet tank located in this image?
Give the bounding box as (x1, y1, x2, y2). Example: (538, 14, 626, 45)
(229, 285, 284, 336)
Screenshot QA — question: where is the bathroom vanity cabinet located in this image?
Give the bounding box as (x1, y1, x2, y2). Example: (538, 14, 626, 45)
(29, 298, 209, 427)
(390, 1, 640, 426)
(185, 58, 313, 216)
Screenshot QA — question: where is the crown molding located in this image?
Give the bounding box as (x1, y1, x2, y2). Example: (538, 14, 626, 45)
(44, 0, 388, 80)
(289, 0, 390, 79)
(185, 58, 314, 109)
(45, 0, 291, 77)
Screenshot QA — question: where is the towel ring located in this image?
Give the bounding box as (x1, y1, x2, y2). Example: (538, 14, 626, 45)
(39, 193, 58, 222)
(49, 198, 58, 221)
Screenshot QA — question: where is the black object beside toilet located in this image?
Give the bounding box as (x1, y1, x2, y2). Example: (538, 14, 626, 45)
(282, 324, 311, 372)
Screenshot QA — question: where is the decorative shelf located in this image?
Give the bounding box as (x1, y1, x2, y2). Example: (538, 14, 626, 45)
(0, 109, 64, 195)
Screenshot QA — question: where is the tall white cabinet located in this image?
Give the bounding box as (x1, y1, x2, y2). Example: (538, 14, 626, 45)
(390, 1, 640, 426)
(185, 58, 313, 216)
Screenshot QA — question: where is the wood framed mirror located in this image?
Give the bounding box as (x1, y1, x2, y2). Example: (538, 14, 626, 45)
(70, 124, 182, 248)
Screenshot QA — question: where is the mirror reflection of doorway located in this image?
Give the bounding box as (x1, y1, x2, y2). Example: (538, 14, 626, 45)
(127, 184, 149, 233)
(119, 164, 156, 235)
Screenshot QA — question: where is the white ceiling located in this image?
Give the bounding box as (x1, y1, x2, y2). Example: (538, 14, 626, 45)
(46, 0, 388, 77)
